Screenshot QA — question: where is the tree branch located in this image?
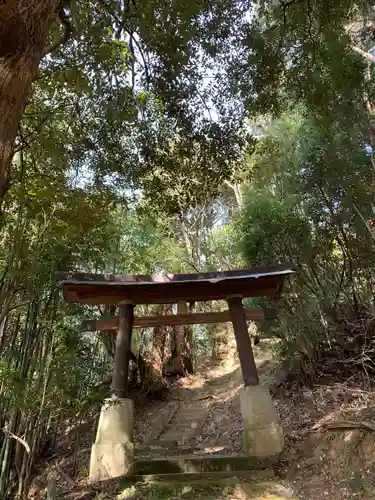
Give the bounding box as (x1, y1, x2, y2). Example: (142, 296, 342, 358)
(2, 429, 30, 454)
(130, 35, 150, 84)
(350, 46, 375, 112)
(281, 0, 306, 26)
(312, 420, 375, 432)
(42, 6, 72, 57)
(97, 0, 150, 85)
(352, 45, 375, 64)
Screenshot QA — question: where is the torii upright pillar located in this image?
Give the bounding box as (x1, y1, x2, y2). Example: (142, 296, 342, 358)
(227, 296, 284, 456)
(89, 302, 135, 482)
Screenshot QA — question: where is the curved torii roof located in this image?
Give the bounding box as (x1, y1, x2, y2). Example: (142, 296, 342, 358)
(57, 263, 295, 305)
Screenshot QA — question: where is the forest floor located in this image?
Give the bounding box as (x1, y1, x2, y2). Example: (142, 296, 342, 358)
(30, 340, 375, 499)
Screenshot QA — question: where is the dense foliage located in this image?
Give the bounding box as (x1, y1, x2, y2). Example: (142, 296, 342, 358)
(236, 109, 375, 381)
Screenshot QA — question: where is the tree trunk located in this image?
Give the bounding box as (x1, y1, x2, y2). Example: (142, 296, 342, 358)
(0, 1, 61, 201)
(152, 317, 168, 376)
(163, 325, 185, 376)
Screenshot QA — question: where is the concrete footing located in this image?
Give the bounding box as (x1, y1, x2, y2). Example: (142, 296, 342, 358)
(89, 398, 134, 482)
(240, 385, 284, 457)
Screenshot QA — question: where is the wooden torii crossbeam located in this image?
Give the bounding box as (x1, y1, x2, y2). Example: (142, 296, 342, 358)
(82, 307, 278, 331)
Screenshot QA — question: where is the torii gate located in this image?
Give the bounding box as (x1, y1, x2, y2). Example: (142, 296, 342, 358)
(58, 263, 294, 482)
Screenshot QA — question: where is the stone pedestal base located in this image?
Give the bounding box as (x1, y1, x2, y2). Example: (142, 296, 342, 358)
(240, 385, 284, 457)
(90, 442, 134, 481)
(89, 398, 134, 482)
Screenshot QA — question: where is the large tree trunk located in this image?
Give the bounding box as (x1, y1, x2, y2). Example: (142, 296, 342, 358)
(0, 1, 61, 201)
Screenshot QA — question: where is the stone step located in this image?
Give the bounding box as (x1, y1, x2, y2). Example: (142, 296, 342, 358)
(131, 469, 274, 484)
(169, 413, 204, 420)
(75, 476, 296, 500)
(157, 436, 189, 445)
(158, 432, 192, 442)
(167, 410, 203, 415)
(164, 427, 197, 434)
(116, 476, 296, 499)
(133, 454, 279, 475)
(165, 423, 202, 431)
(160, 427, 198, 435)
(143, 440, 178, 448)
(135, 444, 236, 459)
(161, 419, 204, 430)
(169, 413, 206, 421)
(175, 406, 209, 416)
(135, 444, 197, 457)
(177, 410, 207, 416)
(169, 412, 206, 421)
(164, 422, 201, 430)
(180, 400, 208, 405)
(179, 405, 207, 411)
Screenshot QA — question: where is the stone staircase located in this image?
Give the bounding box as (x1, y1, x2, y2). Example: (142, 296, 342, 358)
(116, 361, 297, 498)
(84, 396, 297, 497)
(156, 397, 209, 445)
(112, 448, 297, 499)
